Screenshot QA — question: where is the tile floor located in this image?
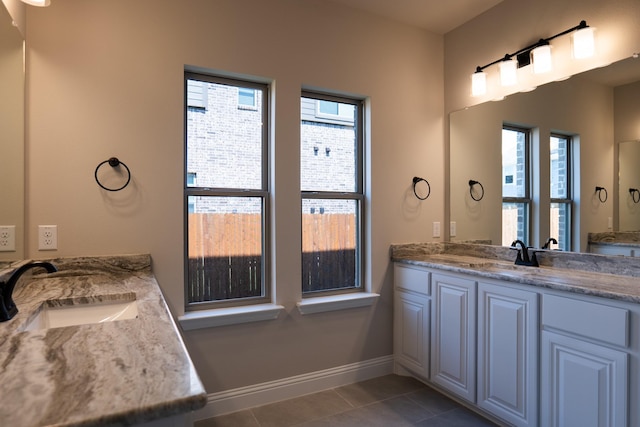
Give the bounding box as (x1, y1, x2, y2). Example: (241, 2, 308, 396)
(195, 374, 499, 427)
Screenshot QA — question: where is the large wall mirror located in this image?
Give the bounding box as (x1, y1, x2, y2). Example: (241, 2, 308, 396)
(0, 2, 24, 261)
(450, 54, 640, 253)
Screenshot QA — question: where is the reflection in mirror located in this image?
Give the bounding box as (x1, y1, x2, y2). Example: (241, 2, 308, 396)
(450, 55, 640, 253)
(0, 3, 24, 260)
(618, 141, 640, 231)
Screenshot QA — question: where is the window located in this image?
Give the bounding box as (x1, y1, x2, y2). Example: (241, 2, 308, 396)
(186, 80, 208, 109)
(301, 92, 364, 295)
(502, 126, 530, 246)
(550, 134, 572, 250)
(315, 99, 355, 122)
(185, 73, 269, 308)
(238, 87, 257, 108)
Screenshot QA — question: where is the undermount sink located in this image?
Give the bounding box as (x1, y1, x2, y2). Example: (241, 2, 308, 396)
(24, 299, 138, 331)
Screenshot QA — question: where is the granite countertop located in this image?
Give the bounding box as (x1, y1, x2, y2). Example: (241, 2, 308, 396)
(0, 255, 207, 427)
(391, 243, 640, 304)
(588, 231, 640, 247)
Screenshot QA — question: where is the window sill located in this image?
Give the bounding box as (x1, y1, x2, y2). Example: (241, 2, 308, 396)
(296, 292, 380, 315)
(178, 303, 285, 331)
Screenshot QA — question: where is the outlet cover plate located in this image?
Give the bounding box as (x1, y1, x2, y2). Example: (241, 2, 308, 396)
(0, 226, 16, 252)
(38, 225, 58, 251)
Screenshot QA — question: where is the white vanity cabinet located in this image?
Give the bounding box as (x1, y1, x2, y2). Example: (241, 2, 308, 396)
(540, 294, 629, 427)
(477, 281, 538, 427)
(430, 273, 477, 403)
(393, 261, 639, 427)
(393, 264, 430, 379)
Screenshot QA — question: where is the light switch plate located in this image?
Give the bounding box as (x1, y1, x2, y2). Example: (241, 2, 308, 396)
(450, 221, 457, 237)
(433, 221, 441, 238)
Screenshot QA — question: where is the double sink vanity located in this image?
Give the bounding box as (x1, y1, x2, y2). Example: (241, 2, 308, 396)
(2, 244, 638, 426)
(0, 255, 206, 427)
(392, 242, 640, 427)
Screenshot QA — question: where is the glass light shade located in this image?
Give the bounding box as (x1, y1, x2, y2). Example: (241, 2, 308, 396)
(572, 27, 595, 59)
(531, 45, 552, 74)
(471, 71, 487, 97)
(499, 59, 518, 86)
(20, 0, 51, 5)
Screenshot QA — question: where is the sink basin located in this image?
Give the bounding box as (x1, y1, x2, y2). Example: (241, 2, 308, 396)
(24, 299, 138, 331)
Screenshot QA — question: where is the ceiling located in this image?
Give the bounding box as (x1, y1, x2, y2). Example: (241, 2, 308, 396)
(325, 0, 505, 34)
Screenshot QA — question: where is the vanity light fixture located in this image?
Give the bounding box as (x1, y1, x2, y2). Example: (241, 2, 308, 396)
(531, 42, 552, 74)
(20, 0, 51, 6)
(471, 20, 595, 97)
(499, 55, 518, 86)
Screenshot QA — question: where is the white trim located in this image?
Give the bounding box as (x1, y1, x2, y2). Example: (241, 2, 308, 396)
(178, 303, 284, 330)
(193, 355, 394, 420)
(296, 292, 379, 315)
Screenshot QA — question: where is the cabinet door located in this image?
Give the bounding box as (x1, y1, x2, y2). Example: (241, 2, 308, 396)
(430, 273, 476, 402)
(394, 290, 430, 378)
(477, 282, 538, 427)
(541, 331, 628, 427)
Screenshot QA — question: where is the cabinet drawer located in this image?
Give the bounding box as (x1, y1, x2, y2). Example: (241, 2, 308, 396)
(542, 294, 629, 347)
(394, 264, 430, 295)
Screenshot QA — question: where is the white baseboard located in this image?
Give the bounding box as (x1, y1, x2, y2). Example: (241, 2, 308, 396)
(193, 355, 394, 420)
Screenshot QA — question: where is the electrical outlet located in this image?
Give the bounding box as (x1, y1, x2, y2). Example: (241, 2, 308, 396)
(38, 225, 58, 251)
(0, 226, 16, 252)
(433, 221, 441, 238)
(450, 221, 457, 237)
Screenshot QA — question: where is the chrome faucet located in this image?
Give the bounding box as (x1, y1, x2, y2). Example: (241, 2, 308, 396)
(510, 240, 539, 267)
(0, 261, 57, 322)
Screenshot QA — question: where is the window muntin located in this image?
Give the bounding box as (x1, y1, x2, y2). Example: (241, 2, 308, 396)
(185, 73, 269, 308)
(502, 126, 530, 245)
(301, 92, 364, 295)
(550, 134, 572, 250)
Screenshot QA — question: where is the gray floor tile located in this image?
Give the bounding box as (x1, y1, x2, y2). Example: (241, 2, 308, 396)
(334, 374, 427, 407)
(195, 409, 259, 427)
(197, 375, 498, 427)
(415, 407, 498, 427)
(299, 395, 435, 427)
(250, 389, 353, 427)
(406, 386, 461, 414)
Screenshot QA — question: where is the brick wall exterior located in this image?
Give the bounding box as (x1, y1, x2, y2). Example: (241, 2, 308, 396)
(187, 81, 358, 215)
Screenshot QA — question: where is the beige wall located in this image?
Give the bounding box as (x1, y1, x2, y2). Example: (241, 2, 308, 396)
(0, 3, 24, 261)
(1, 0, 25, 36)
(25, 0, 444, 392)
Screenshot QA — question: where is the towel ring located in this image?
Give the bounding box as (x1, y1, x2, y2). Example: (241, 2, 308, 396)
(469, 179, 484, 201)
(630, 188, 640, 204)
(95, 157, 131, 192)
(412, 177, 431, 200)
(595, 186, 608, 203)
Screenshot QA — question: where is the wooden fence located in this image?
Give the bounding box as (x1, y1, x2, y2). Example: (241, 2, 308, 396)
(187, 213, 356, 302)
